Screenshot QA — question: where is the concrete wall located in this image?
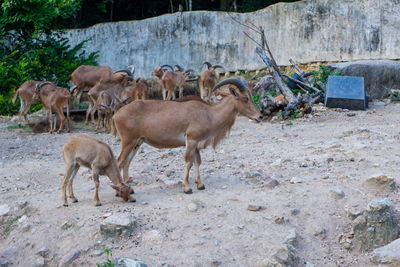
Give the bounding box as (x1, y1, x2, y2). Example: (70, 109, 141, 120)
(64, 0, 400, 78)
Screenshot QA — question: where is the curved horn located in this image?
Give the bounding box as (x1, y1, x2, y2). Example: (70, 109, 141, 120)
(129, 65, 135, 76)
(174, 64, 183, 72)
(114, 93, 121, 102)
(184, 69, 194, 75)
(122, 97, 131, 104)
(212, 77, 248, 92)
(70, 85, 77, 94)
(161, 64, 174, 71)
(115, 69, 133, 76)
(38, 82, 53, 88)
(212, 65, 225, 71)
(97, 104, 110, 110)
(203, 61, 212, 69)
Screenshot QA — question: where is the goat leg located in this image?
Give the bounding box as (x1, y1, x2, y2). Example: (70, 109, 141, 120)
(194, 149, 205, 190)
(92, 169, 101, 206)
(57, 109, 66, 134)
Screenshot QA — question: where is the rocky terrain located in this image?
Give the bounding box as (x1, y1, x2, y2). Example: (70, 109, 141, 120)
(0, 101, 400, 266)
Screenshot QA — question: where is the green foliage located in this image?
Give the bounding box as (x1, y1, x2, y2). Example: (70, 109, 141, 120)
(0, 0, 98, 115)
(311, 65, 341, 92)
(290, 109, 300, 119)
(96, 249, 115, 267)
(253, 94, 260, 109)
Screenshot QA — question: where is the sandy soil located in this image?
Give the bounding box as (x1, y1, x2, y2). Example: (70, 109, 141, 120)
(0, 102, 399, 267)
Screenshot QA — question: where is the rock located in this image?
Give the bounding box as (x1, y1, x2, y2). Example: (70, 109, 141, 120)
(142, 230, 163, 244)
(346, 112, 356, 117)
(187, 202, 198, 212)
(37, 247, 50, 258)
(330, 189, 345, 199)
(61, 220, 73, 230)
(285, 229, 297, 247)
(91, 250, 104, 256)
(314, 228, 327, 240)
(0, 205, 10, 217)
(33, 257, 45, 267)
(364, 174, 396, 192)
(273, 244, 297, 266)
(248, 204, 262, 211)
(291, 208, 300, 215)
(262, 258, 282, 267)
(100, 213, 136, 238)
(249, 171, 261, 178)
(370, 238, 400, 267)
(329, 60, 400, 99)
(290, 177, 302, 184)
(305, 263, 315, 267)
(0, 248, 17, 266)
(60, 250, 81, 267)
(18, 215, 28, 224)
(345, 207, 363, 220)
(21, 223, 31, 232)
(17, 200, 28, 209)
(112, 257, 147, 267)
(263, 177, 279, 189)
(103, 212, 112, 219)
(352, 199, 399, 251)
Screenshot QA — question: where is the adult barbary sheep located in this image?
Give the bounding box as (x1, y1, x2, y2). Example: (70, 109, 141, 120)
(12, 80, 43, 127)
(62, 136, 134, 206)
(113, 77, 263, 194)
(153, 64, 186, 100)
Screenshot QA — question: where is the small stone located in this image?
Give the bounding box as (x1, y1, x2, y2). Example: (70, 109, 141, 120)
(111, 257, 147, 267)
(103, 212, 112, 219)
(61, 220, 73, 230)
(33, 257, 45, 267)
(314, 228, 327, 240)
(18, 215, 27, 224)
(346, 112, 356, 117)
(290, 177, 302, 184)
(344, 243, 352, 250)
(100, 213, 136, 238)
(305, 263, 315, 267)
(37, 247, 50, 257)
(364, 174, 396, 192)
(249, 171, 261, 177)
(330, 189, 345, 199)
(274, 217, 285, 224)
(142, 230, 163, 244)
(370, 238, 400, 266)
(17, 200, 28, 209)
(248, 204, 261, 211)
(61, 250, 81, 267)
(345, 206, 363, 220)
(21, 224, 31, 232)
(291, 208, 300, 215)
(263, 177, 279, 189)
(91, 250, 104, 256)
(0, 205, 10, 216)
(187, 203, 198, 212)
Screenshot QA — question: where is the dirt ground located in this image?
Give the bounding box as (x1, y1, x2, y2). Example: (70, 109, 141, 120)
(0, 101, 399, 267)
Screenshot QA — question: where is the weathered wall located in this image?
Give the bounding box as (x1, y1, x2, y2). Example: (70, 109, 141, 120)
(64, 0, 400, 78)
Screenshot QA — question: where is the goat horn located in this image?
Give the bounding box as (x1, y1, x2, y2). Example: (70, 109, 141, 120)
(97, 104, 110, 110)
(185, 69, 194, 75)
(70, 85, 77, 94)
(161, 64, 174, 71)
(129, 66, 135, 76)
(122, 97, 131, 104)
(203, 61, 212, 69)
(212, 65, 225, 71)
(115, 69, 133, 76)
(114, 93, 121, 102)
(38, 82, 53, 88)
(212, 77, 248, 92)
(136, 78, 141, 83)
(174, 64, 183, 72)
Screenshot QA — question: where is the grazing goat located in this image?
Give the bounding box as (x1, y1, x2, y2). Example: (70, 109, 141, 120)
(62, 136, 134, 206)
(113, 77, 263, 193)
(200, 62, 224, 102)
(153, 64, 186, 100)
(33, 82, 71, 134)
(12, 80, 43, 127)
(70, 65, 134, 102)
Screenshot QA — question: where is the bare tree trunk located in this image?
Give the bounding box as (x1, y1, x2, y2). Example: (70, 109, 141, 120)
(110, 0, 114, 21)
(170, 0, 174, 13)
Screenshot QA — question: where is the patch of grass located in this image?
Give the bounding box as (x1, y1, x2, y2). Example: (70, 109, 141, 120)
(96, 249, 115, 267)
(253, 94, 260, 109)
(3, 208, 31, 234)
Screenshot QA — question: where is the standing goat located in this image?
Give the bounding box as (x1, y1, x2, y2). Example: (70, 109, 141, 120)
(12, 80, 43, 127)
(62, 136, 134, 206)
(113, 77, 263, 193)
(33, 82, 71, 134)
(200, 62, 225, 102)
(131, 79, 149, 101)
(153, 64, 186, 100)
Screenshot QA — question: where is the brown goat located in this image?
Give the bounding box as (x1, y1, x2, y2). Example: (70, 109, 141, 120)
(94, 90, 114, 132)
(153, 65, 186, 100)
(33, 82, 71, 134)
(71, 65, 134, 103)
(62, 135, 134, 206)
(131, 79, 149, 101)
(113, 77, 263, 193)
(12, 80, 43, 127)
(200, 62, 225, 102)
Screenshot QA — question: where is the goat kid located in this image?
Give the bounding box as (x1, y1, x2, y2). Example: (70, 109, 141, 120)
(153, 64, 186, 100)
(113, 77, 263, 194)
(200, 62, 225, 102)
(62, 136, 134, 206)
(12, 80, 43, 127)
(33, 82, 71, 134)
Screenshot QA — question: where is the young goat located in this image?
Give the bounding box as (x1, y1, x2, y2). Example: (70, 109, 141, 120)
(153, 64, 186, 100)
(62, 136, 134, 206)
(33, 82, 71, 134)
(199, 62, 225, 102)
(12, 80, 43, 127)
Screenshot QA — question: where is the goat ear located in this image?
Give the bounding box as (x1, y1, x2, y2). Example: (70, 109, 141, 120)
(230, 87, 239, 98)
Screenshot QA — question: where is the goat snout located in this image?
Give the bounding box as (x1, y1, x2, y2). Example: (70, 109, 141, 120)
(255, 115, 263, 123)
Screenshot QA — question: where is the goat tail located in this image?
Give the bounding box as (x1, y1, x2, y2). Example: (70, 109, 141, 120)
(12, 89, 19, 104)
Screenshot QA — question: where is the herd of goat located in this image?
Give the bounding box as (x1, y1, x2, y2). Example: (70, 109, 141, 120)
(11, 62, 263, 206)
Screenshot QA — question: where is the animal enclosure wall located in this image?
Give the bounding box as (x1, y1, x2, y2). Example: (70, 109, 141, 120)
(64, 0, 400, 78)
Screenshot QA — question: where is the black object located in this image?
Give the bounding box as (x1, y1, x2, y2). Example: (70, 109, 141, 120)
(325, 76, 367, 110)
(287, 72, 304, 90)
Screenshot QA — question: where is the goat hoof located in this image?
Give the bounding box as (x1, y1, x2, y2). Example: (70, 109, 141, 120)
(197, 184, 205, 190)
(126, 177, 133, 183)
(71, 198, 78, 203)
(95, 202, 102, 206)
(63, 204, 69, 207)
(184, 188, 193, 194)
